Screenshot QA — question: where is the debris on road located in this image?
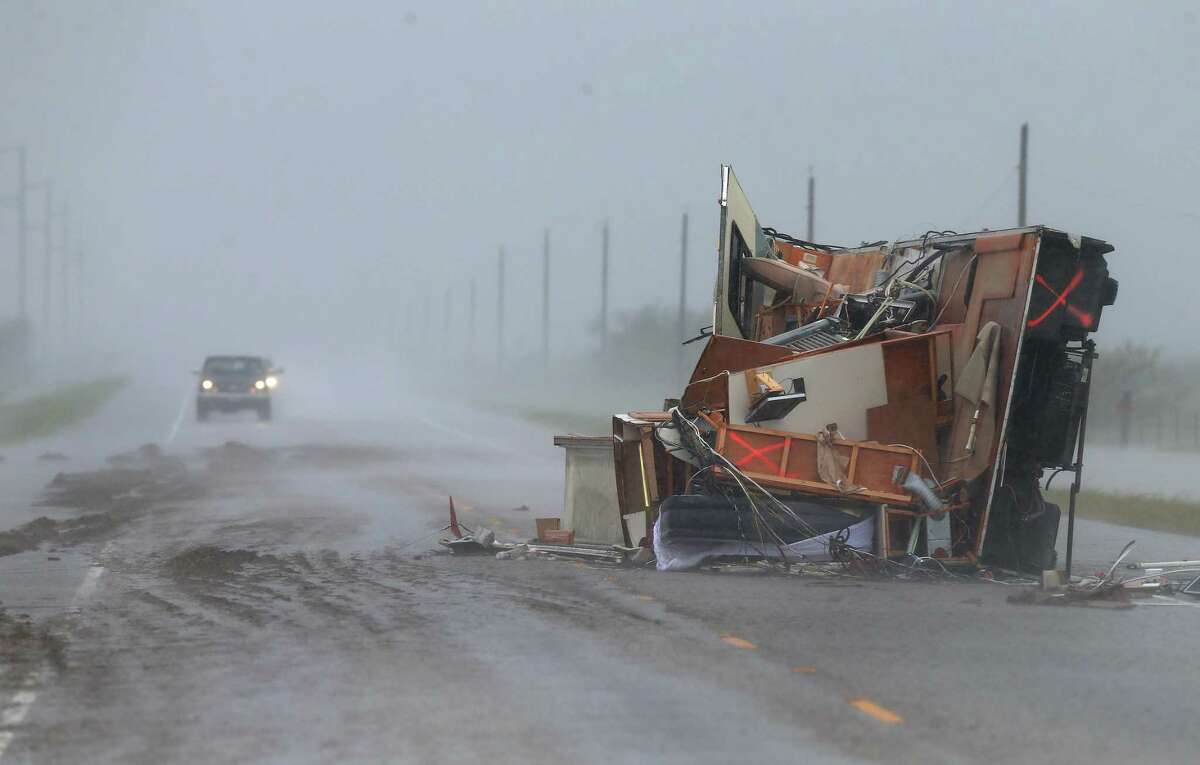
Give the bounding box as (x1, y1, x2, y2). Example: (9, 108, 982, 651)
(1006, 541, 1200, 608)
(439, 496, 498, 554)
(440, 497, 630, 563)
(555, 166, 1120, 579)
(534, 516, 562, 541)
(164, 545, 278, 580)
(554, 435, 624, 544)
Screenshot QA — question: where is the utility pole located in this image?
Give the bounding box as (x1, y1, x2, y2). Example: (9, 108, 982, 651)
(15, 147, 28, 321)
(60, 200, 69, 352)
(677, 211, 689, 379)
(541, 228, 550, 367)
(600, 220, 609, 352)
(0, 146, 29, 320)
(806, 166, 815, 241)
(468, 277, 476, 360)
(74, 238, 84, 343)
(678, 212, 688, 340)
(497, 247, 505, 365)
(442, 285, 451, 360)
(1018, 123, 1028, 227)
(421, 293, 429, 351)
(0, 146, 30, 380)
(42, 182, 52, 351)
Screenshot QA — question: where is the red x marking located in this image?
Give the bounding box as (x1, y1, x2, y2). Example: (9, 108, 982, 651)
(727, 431, 784, 472)
(1027, 266, 1092, 329)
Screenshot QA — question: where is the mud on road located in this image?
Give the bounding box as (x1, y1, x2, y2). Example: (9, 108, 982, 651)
(0, 437, 862, 764)
(0, 439, 619, 763)
(5, 438, 1200, 765)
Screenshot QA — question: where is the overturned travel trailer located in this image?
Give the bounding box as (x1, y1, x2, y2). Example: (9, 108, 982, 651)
(612, 166, 1117, 573)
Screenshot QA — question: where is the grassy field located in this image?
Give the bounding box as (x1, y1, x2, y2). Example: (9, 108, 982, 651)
(1047, 488, 1200, 537)
(0, 377, 126, 445)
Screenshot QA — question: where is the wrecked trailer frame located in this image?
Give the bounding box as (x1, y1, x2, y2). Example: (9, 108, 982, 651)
(610, 165, 1117, 573)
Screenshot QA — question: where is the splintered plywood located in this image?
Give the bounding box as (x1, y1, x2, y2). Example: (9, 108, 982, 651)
(727, 341, 887, 440)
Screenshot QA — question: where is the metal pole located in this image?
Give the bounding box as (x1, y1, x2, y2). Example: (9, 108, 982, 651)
(806, 167, 815, 241)
(1018, 123, 1028, 227)
(677, 211, 688, 378)
(60, 200, 69, 351)
(1119, 390, 1132, 447)
(468, 277, 475, 361)
(443, 285, 451, 359)
(422, 293, 429, 350)
(542, 228, 549, 366)
(678, 212, 688, 339)
(497, 247, 505, 365)
(601, 221, 609, 352)
(15, 147, 28, 320)
(42, 182, 52, 355)
(1064, 340, 1096, 580)
(75, 240, 83, 344)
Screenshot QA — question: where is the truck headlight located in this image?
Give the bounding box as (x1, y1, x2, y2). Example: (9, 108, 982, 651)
(255, 380, 266, 390)
(201, 379, 214, 390)
(265, 376, 278, 389)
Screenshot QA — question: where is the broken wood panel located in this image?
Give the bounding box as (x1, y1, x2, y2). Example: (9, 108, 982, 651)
(639, 427, 661, 504)
(854, 447, 918, 496)
(826, 250, 887, 293)
(782, 437, 820, 482)
(945, 236, 1039, 477)
(881, 334, 937, 403)
(681, 373, 730, 413)
(722, 426, 788, 475)
(773, 240, 833, 275)
(866, 398, 938, 459)
(612, 418, 653, 546)
(716, 423, 919, 506)
(715, 466, 915, 506)
(689, 334, 800, 384)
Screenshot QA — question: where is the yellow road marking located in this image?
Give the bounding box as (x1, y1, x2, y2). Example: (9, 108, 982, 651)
(636, 594, 655, 602)
(849, 698, 903, 724)
(791, 666, 817, 674)
(720, 634, 758, 650)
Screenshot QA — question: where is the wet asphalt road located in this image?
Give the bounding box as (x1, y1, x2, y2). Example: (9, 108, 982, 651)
(1, 377, 1199, 764)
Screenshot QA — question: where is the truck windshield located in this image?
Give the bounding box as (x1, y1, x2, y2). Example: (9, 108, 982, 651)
(204, 358, 264, 376)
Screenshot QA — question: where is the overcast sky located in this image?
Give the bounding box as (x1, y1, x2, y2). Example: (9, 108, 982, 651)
(1, 0, 1196, 369)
